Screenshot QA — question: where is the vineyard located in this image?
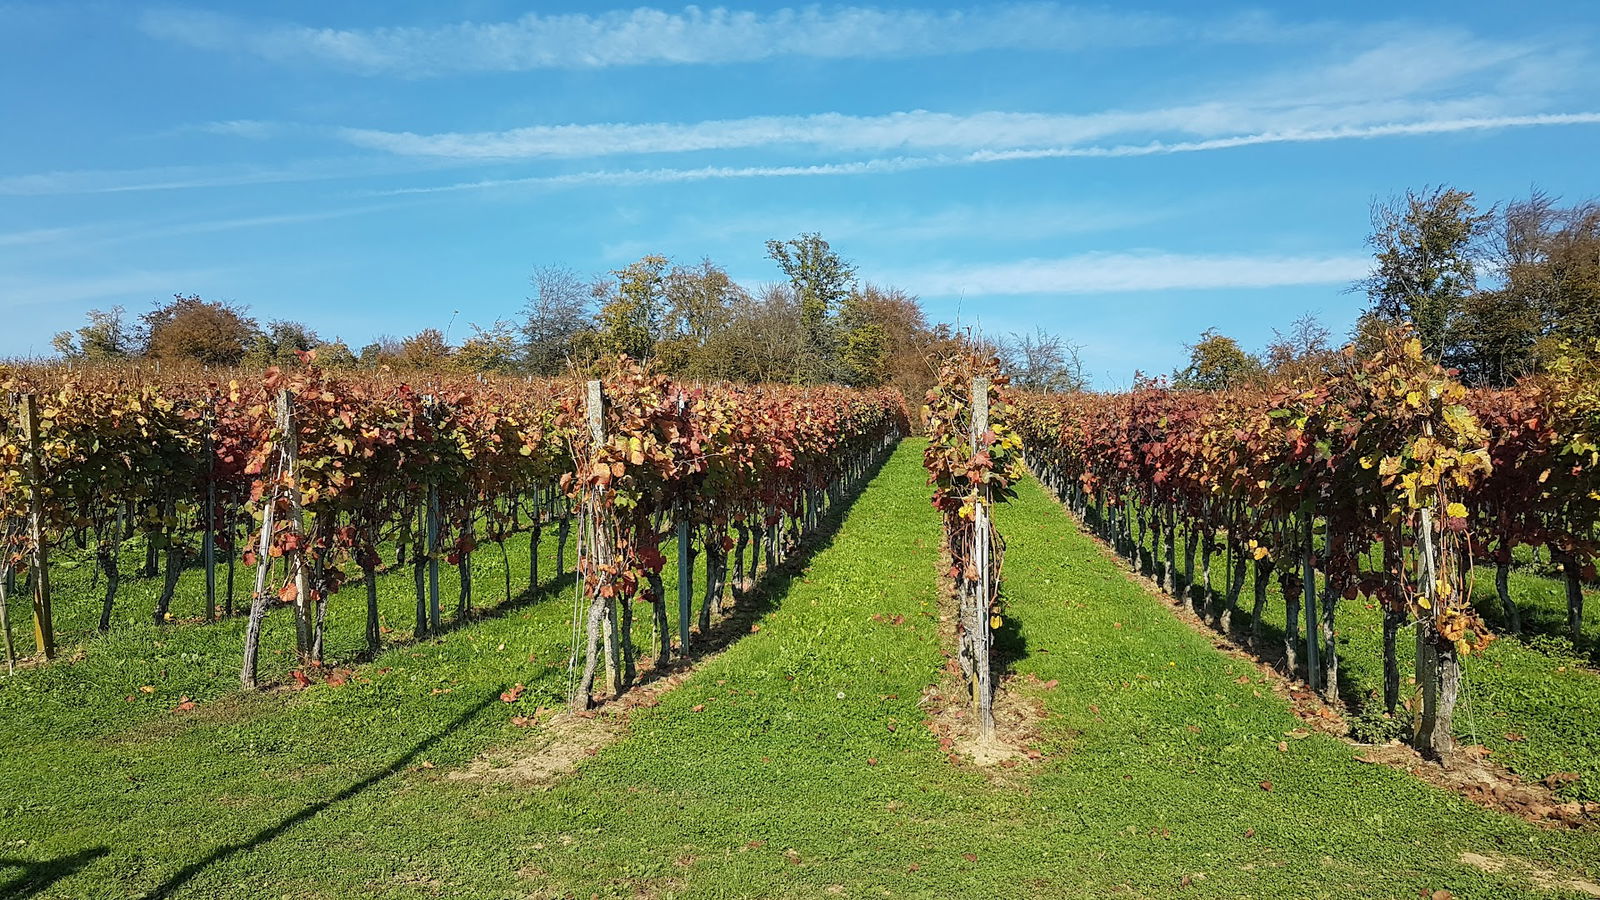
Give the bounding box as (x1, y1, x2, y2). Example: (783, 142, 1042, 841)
(1012, 331, 1600, 763)
(2, 343, 1599, 898)
(0, 358, 906, 699)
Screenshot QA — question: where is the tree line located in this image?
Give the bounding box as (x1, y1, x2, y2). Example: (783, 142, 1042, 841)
(48, 232, 1084, 401)
(1172, 186, 1600, 391)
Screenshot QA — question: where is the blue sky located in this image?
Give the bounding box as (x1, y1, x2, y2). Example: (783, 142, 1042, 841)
(2, 1, 1596, 386)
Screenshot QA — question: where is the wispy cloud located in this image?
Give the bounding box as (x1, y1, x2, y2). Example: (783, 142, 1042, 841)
(891, 252, 1370, 296)
(138, 4, 1319, 75)
(0, 268, 227, 310)
(330, 30, 1587, 162)
(0, 157, 444, 196)
(0, 226, 82, 247)
(335, 101, 1522, 161)
(365, 112, 1600, 197)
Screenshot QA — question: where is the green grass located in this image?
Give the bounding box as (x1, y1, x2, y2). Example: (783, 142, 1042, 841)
(3, 441, 1598, 898)
(1120, 503, 1600, 803)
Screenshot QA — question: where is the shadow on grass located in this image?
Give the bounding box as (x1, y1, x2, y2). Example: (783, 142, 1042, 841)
(0, 848, 109, 900)
(608, 444, 896, 700)
(320, 562, 578, 676)
(138, 691, 502, 900)
(1473, 587, 1599, 668)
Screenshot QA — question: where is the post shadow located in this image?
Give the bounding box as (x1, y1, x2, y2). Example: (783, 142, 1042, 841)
(139, 691, 501, 899)
(0, 847, 109, 900)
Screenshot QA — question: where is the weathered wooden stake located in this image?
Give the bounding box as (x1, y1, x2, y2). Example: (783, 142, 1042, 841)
(20, 394, 53, 661)
(677, 514, 692, 653)
(970, 375, 994, 740)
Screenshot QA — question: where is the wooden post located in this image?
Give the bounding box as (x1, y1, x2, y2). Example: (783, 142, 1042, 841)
(20, 394, 53, 661)
(572, 379, 622, 710)
(1, 563, 15, 674)
(1415, 502, 1457, 758)
(241, 398, 285, 689)
(278, 389, 313, 660)
(1302, 510, 1320, 693)
(204, 463, 218, 622)
(970, 375, 994, 740)
(427, 484, 441, 631)
(588, 381, 623, 697)
(677, 514, 692, 653)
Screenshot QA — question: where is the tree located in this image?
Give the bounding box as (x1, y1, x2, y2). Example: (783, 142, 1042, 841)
(595, 255, 669, 361)
(456, 320, 521, 373)
(142, 294, 258, 366)
(661, 259, 746, 377)
(1358, 186, 1492, 363)
(1265, 313, 1337, 381)
(521, 265, 594, 376)
(1174, 328, 1261, 391)
(697, 284, 810, 384)
(311, 340, 358, 370)
(53, 306, 134, 361)
(358, 340, 400, 369)
(854, 285, 937, 401)
(397, 329, 452, 369)
(243, 319, 320, 369)
(1001, 327, 1087, 392)
(765, 233, 856, 371)
(836, 290, 888, 388)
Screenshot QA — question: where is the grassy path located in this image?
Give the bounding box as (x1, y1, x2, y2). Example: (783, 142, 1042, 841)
(4, 441, 1599, 898)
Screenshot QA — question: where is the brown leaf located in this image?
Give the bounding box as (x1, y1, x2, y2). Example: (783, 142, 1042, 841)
(1259, 781, 1273, 791)
(692, 704, 706, 712)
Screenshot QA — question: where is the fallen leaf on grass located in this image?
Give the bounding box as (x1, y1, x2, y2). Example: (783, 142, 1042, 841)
(173, 697, 196, 712)
(962, 852, 978, 863)
(692, 704, 706, 712)
(500, 683, 526, 703)
(1277, 742, 1288, 753)
(1259, 781, 1273, 791)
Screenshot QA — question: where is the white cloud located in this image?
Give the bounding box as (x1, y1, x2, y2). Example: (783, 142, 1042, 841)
(0, 226, 81, 247)
(365, 111, 1600, 197)
(335, 99, 1531, 161)
(0, 268, 227, 309)
(138, 4, 1316, 75)
(890, 252, 1371, 296)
